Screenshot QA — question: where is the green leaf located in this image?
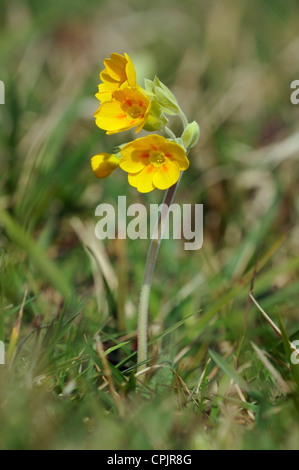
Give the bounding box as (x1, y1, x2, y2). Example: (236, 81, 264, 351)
(0, 210, 72, 298)
(209, 349, 250, 392)
(104, 341, 130, 357)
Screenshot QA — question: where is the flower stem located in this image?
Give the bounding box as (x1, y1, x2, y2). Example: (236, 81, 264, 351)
(164, 127, 177, 140)
(178, 108, 188, 129)
(137, 173, 182, 375)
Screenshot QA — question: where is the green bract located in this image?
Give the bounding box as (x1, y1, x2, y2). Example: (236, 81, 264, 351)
(143, 100, 168, 131)
(153, 77, 181, 115)
(182, 121, 200, 149)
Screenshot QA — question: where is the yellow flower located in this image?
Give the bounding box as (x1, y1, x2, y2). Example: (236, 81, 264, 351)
(119, 135, 189, 193)
(96, 53, 136, 103)
(95, 86, 151, 135)
(91, 153, 120, 178)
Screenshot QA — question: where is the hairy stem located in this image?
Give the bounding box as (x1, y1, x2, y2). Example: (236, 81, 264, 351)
(179, 109, 188, 129)
(137, 173, 182, 374)
(0, 249, 5, 342)
(164, 126, 177, 140)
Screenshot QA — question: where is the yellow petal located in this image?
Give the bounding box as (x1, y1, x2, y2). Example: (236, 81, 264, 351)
(95, 101, 135, 132)
(135, 100, 152, 133)
(153, 160, 180, 190)
(119, 149, 148, 174)
(99, 70, 119, 85)
(161, 142, 189, 170)
(91, 153, 120, 178)
(95, 86, 151, 134)
(124, 53, 136, 87)
(121, 135, 164, 153)
(128, 165, 155, 193)
(103, 53, 127, 82)
(96, 53, 139, 109)
(96, 82, 118, 103)
(95, 90, 113, 103)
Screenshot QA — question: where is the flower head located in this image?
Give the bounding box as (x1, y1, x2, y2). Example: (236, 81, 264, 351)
(96, 52, 136, 103)
(91, 153, 120, 178)
(95, 86, 151, 135)
(119, 135, 189, 193)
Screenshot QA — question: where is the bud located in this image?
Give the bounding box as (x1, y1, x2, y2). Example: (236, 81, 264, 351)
(182, 121, 200, 149)
(153, 76, 181, 116)
(91, 153, 120, 179)
(144, 78, 155, 95)
(143, 100, 168, 131)
(174, 137, 185, 149)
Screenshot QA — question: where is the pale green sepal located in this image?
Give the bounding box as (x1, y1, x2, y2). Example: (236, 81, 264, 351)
(153, 76, 181, 116)
(182, 121, 200, 149)
(144, 78, 156, 95)
(143, 100, 168, 131)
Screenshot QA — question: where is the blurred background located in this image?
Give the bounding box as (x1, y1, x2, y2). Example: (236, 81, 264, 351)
(1, 0, 299, 450)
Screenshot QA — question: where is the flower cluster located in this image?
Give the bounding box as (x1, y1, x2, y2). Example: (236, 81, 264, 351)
(91, 53, 199, 193)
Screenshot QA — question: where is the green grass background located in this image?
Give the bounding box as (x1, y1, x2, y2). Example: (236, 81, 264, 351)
(1, 0, 299, 450)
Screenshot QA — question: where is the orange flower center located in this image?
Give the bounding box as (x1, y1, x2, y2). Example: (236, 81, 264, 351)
(149, 151, 166, 167)
(126, 103, 144, 119)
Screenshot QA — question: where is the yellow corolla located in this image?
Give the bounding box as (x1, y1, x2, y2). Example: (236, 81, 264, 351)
(119, 135, 189, 193)
(91, 153, 120, 178)
(95, 87, 151, 135)
(96, 52, 136, 103)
